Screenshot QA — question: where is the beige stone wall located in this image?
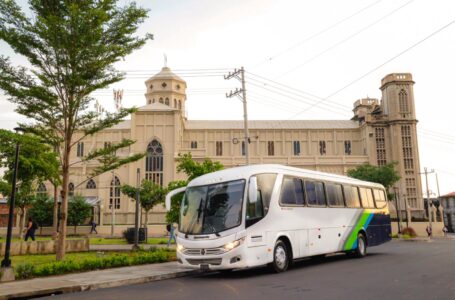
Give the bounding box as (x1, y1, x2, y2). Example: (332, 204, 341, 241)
(0, 238, 89, 256)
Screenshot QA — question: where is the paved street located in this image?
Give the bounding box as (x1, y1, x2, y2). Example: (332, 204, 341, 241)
(40, 239, 455, 300)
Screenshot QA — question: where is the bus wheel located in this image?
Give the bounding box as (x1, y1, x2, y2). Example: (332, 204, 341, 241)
(270, 240, 290, 273)
(353, 233, 367, 258)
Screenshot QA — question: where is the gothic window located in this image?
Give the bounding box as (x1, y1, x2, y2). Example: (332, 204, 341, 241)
(293, 141, 301, 156)
(77, 142, 84, 157)
(165, 97, 169, 105)
(152, 98, 155, 103)
(68, 182, 74, 197)
(159, 98, 164, 104)
(110, 176, 121, 209)
(191, 141, 197, 149)
(401, 125, 413, 170)
(241, 141, 246, 156)
(150, 84, 153, 89)
(145, 140, 163, 186)
(86, 179, 96, 189)
(174, 99, 177, 108)
(268, 141, 275, 156)
(399, 89, 409, 113)
(375, 128, 386, 166)
(216, 141, 223, 156)
(319, 141, 326, 155)
(161, 82, 167, 88)
(178, 100, 182, 109)
(37, 182, 47, 195)
(148, 99, 151, 104)
(344, 140, 352, 155)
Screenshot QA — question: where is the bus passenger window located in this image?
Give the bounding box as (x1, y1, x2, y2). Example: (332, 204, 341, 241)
(359, 187, 374, 208)
(280, 177, 304, 206)
(305, 181, 326, 206)
(366, 188, 375, 208)
(344, 185, 361, 208)
(326, 183, 344, 207)
(373, 189, 387, 208)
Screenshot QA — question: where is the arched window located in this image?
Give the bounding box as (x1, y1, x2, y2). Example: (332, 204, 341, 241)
(152, 98, 155, 103)
(174, 99, 177, 108)
(159, 97, 164, 104)
(68, 182, 74, 197)
(86, 179, 96, 189)
(37, 182, 47, 195)
(148, 99, 151, 104)
(145, 139, 163, 186)
(110, 176, 121, 209)
(399, 89, 408, 112)
(165, 97, 169, 105)
(178, 100, 182, 109)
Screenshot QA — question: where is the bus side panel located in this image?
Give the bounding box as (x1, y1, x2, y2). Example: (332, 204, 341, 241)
(366, 213, 392, 246)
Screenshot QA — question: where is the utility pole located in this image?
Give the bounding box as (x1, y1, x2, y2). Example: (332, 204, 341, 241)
(422, 167, 435, 234)
(110, 171, 116, 237)
(435, 172, 441, 198)
(133, 168, 140, 250)
(393, 186, 402, 234)
(225, 67, 250, 165)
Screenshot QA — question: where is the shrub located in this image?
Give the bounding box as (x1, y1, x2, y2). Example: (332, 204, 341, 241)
(401, 227, 417, 237)
(15, 263, 35, 279)
(391, 233, 399, 238)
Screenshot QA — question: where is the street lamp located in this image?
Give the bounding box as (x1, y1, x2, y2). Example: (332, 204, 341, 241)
(1, 127, 24, 281)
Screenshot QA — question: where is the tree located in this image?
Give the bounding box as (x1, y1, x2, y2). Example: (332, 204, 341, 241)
(68, 195, 92, 235)
(165, 153, 224, 224)
(0, 129, 59, 237)
(0, 0, 151, 260)
(28, 194, 54, 235)
(121, 180, 166, 229)
(347, 162, 401, 198)
(176, 153, 224, 180)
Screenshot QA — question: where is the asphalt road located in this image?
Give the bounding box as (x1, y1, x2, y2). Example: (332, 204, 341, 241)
(39, 239, 455, 300)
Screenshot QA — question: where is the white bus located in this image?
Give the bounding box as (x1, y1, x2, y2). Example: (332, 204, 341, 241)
(165, 164, 391, 272)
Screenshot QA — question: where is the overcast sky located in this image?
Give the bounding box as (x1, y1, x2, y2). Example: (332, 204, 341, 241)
(1, 0, 454, 195)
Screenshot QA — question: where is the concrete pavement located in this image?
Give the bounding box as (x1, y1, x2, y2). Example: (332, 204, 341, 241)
(0, 261, 198, 300)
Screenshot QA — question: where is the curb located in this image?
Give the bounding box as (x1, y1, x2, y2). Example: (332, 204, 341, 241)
(0, 269, 200, 300)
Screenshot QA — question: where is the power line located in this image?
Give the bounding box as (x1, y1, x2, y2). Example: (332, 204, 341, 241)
(289, 16, 455, 119)
(250, 0, 384, 69)
(276, 0, 415, 79)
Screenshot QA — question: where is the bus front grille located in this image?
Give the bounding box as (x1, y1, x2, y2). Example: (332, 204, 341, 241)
(183, 248, 226, 256)
(186, 258, 222, 266)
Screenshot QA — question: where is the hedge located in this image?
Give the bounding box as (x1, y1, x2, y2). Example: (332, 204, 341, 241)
(15, 248, 172, 280)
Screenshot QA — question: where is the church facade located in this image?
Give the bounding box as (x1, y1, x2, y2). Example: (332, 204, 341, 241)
(42, 68, 423, 225)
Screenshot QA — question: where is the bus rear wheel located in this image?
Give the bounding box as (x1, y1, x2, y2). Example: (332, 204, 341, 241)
(353, 233, 367, 258)
(270, 239, 290, 273)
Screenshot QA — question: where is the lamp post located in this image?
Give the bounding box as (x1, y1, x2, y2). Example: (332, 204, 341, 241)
(133, 168, 140, 250)
(1, 127, 24, 281)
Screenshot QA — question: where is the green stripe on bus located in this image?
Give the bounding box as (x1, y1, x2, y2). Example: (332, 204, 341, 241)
(344, 210, 371, 250)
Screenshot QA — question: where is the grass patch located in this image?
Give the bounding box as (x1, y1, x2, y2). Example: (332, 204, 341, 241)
(12, 248, 176, 280)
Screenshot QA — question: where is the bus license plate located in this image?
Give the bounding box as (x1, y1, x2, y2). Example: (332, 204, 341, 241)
(200, 264, 210, 271)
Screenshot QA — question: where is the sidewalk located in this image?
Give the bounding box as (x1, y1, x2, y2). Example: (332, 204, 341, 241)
(0, 261, 198, 300)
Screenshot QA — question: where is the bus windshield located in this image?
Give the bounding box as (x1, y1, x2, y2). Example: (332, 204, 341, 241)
(179, 180, 245, 235)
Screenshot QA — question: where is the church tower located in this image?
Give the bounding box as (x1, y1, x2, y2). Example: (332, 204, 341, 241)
(378, 73, 424, 215)
(144, 66, 187, 115)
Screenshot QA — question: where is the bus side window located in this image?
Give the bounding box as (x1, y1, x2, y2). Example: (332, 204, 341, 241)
(344, 185, 361, 208)
(366, 188, 375, 208)
(373, 189, 387, 208)
(305, 180, 326, 206)
(280, 177, 304, 206)
(326, 183, 344, 207)
(359, 187, 369, 208)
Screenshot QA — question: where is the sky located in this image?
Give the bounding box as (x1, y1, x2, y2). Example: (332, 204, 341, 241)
(0, 0, 454, 195)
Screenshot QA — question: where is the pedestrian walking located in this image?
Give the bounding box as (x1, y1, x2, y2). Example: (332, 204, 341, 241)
(90, 219, 98, 234)
(167, 223, 176, 247)
(24, 217, 38, 241)
(442, 226, 448, 237)
(426, 225, 432, 238)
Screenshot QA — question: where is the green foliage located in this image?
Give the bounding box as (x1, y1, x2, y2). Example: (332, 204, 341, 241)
(14, 250, 173, 279)
(176, 153, 224, 180)
(347, 162, 401, 193)
(68, 194, 92, 230)
(28, 194, 54, 227)
(166, 180, 188, 224)
(121, 180, 166, 212)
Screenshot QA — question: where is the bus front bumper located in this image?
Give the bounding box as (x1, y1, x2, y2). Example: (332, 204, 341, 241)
(176, 244, 249, 270)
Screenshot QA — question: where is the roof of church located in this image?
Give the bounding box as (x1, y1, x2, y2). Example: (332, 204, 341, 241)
(146, 67, 185, 82)
(185, 120, 359, 130)
(441, 192, 455, 198)
(137, 102, 178, 112)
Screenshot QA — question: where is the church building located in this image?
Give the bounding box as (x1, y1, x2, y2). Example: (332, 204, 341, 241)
(41, 68, 424, 226)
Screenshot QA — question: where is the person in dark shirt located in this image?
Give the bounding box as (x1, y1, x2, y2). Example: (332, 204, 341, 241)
(24, 217, 37, 241)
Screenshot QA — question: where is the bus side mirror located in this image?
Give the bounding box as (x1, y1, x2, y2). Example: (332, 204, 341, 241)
(248, 177, 258, 204)
(165, 187, 186, 211)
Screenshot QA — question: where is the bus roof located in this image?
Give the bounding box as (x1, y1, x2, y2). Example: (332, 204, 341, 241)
(187, 164, 385, 189)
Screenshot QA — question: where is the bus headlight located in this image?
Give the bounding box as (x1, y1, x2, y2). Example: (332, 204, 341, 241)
(223, 237, 245, 251)
(176, 244, 184, 252)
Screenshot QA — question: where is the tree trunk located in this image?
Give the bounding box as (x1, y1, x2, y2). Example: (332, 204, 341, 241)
(56, 142, 70, 261)
(144, 210, 149, 241)
(52, 183, 59, 240)
(18, 207, 25, 239)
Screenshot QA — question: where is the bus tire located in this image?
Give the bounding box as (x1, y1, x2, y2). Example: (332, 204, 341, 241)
(270, 239, 290, 273)
(353, 233, 367, 258)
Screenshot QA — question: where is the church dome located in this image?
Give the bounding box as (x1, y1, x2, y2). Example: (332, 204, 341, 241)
(146, 67, 185, 83)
